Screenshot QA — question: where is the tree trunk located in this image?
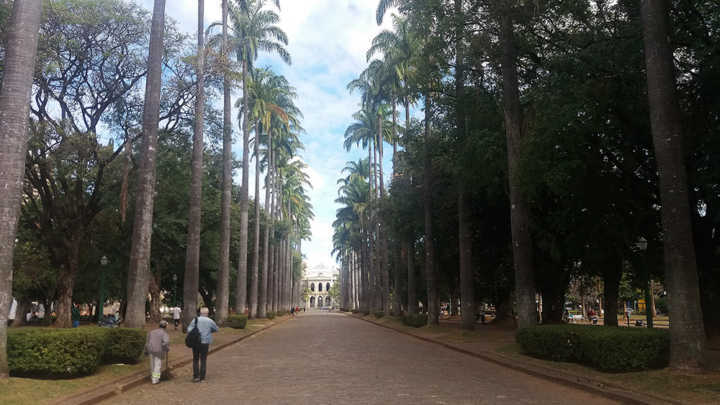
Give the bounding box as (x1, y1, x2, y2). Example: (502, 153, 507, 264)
(423, 94, 439, 326)
(379, 110, 390, 314)
(406, 239, 417, 315)
(149, 268, 162, 323)
(125, 0, 166, 328)
(603, 261, 621, 327)
(0, 0, 42, 378)
(55, 239, 81, 328)
(216, 0, 231, 324)
(459, 185, 475, 330)
(455, 0, 474, 330)
(640, 0, 706, 370)
(183, 0, 205, 328)
(236, 59, 250, 315)
(250, 122, 261, 318)
(499, 1, 536, 329)
(260, 132, 272, 318)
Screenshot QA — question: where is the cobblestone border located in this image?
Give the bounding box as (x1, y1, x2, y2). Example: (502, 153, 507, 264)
(52, 317, 289, 405)
(350, 314, 681, 405)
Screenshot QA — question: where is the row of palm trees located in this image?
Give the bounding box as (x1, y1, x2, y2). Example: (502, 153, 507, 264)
(0, 1, 312, 380)
(174, 0, 312, 326)
(332, 0, 709, 371)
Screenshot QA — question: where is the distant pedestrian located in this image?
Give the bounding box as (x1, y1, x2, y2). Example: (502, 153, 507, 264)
(145, 320, 170, 384)
(71, 304, 80, 328)
(171, 306, 181, 330)
(290, 306, 295, 317)
(187, 307, 219, 383)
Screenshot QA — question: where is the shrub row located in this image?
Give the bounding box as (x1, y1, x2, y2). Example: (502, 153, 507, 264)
(403, 313, 428, 328)
(374, 311, 385, 318)
(516, 324, 670, 372)
(226, 314, 248, 329)
(266, 311, 276, 320)
(8, 327, 145, 378)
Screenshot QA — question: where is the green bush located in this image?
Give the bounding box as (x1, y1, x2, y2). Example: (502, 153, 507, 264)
(374, 311, 385, 318)
(351, 309, 359, 314)
(516, 325, 669, 372)
(103, 328, 145, 364)
(266, 311, 276, 319)
(227, 314, 248, 329)
(403, 313, 428, 328)
(8, 328, 108, 378)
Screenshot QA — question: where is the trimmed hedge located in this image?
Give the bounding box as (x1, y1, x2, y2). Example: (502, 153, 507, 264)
(103, 328, 145, 364)
(7, 327, 147, 378)
(403, 313, 428, 328)
(8, 328, 108, 378)
(266, 311, 276, 320)
(516, 324, 670, 372)
(226, 314, 248, 329)
(374, 311, 385, 318)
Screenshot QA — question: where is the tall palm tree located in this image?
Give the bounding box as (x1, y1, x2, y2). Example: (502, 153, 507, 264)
(496, 0, 536, 329)
(182, 0, 206, 328)
(125, 0, 167, 328)
(640, 0, 705, 370)
(216, 0, 232, 324)
(251, 69, 299, 317)
(229, 0, 290, 315)
(0, 0, 43, 377)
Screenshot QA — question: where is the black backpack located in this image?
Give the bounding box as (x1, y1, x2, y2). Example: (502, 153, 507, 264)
(185, 317, 201, 348)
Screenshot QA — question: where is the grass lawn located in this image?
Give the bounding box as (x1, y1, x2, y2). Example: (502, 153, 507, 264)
(355, 313, 720, 404)
(0, 362, 146, 405)
(497, 343, 720, 403)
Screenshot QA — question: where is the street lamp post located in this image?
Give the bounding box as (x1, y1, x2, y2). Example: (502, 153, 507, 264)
(634, 237, 652, 328)
(98, 255, 108, 323)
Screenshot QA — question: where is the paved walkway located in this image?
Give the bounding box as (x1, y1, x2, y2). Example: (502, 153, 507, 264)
(107, 313, 617, 405)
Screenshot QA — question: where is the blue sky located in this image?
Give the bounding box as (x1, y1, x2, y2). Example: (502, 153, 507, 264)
(141, 0, 396, 276)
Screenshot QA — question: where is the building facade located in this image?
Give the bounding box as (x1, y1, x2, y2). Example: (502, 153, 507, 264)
(303, 272, 337, 309)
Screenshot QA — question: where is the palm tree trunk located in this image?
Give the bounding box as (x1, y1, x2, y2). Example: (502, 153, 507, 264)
(260, 133, 273, 318)
(455, 0, 474, 330)
(379, 111, 390, 314)
(640, 0, 706, 369)
(499, 1, 536, 329)
(236, 59, 250, 315)
(0, 0, 42, 377)
(250, 122, 261, 318)
(459, 184, 475, 330)
(423, 93, 439, 326)
(126, 0, 166, 328)
(216, 0, 231, 324)
(182, 0, 205, 327)
(406, 239, 417, 315)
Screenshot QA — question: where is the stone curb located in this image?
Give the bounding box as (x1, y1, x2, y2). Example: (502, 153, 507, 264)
(52, 317, 289, 405)
(351, 315, 682, 405)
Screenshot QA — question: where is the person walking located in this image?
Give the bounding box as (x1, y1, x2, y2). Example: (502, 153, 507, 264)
(71, 304, 80, 328)
(145, 320, 170, 385)
(171, 306, 181, 330)
(187, 307, 218, 383)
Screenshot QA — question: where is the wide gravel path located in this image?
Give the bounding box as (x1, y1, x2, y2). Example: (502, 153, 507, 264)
(107, 313, 617, 405)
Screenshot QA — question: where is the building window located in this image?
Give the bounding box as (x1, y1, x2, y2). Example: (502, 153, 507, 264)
(310, 283, 315, 292)
(310, 296, 315, 307)
(318, 283, 323, 292)
(326, 282, 330, 291)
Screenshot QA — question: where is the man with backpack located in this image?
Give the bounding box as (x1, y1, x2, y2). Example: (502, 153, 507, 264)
(186, 307, 218, 383)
